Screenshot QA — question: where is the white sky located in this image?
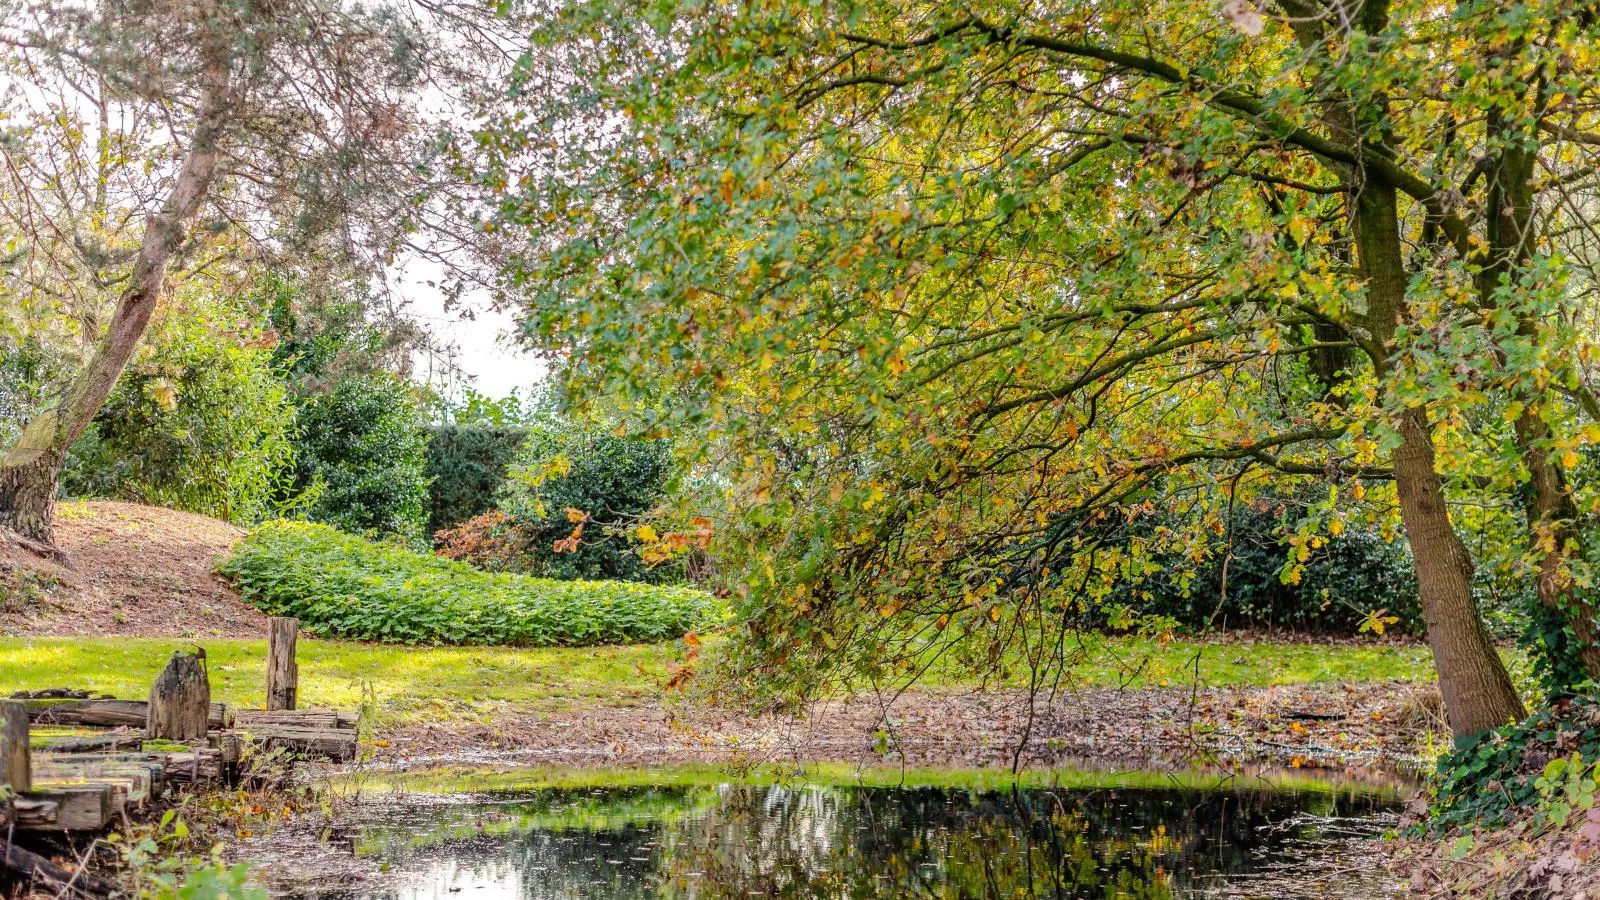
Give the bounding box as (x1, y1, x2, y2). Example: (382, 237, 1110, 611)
(392, 261, 549, 400)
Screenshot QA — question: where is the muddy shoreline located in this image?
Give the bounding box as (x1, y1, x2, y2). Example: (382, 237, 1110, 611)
(365, 679, 1438, 774)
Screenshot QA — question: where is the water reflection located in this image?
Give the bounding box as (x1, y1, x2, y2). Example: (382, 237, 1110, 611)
(310, 774, 1399, 899)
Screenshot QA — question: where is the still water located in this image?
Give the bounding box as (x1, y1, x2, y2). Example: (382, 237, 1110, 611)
(290, 769, 1404, 899)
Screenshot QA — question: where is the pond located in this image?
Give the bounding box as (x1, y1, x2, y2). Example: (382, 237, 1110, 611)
(255, 765, 1408, 899)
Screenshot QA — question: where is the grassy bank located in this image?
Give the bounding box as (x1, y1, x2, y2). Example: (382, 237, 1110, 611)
(348, 760, 1411, 799)
(0, 634, 1440, 726)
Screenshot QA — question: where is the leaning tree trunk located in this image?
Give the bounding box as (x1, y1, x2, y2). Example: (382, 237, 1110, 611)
(1394, 406, 1527, 736)
(1351, 177, 1526, 738)
(0, 47, 233, 550)
(1271, 0, 1526, 737)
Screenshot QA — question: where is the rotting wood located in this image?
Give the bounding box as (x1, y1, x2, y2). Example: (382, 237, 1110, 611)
(39, 750, 221, 785)
(229, 725, 356, 762)
(146, 652, 211, 741)
(13, 784, 113, 831)
(235, 709, 358, 730)
(1, 839, 120, 898)
(7, 689, 115, 701)
(27, 699, 232, 730)
(266, 617, 299, 711)
(9, 689, 115, 702)
(2, 699, 30, 793)
(34, 732, 144, 754)
(34, 758, 164, 807)
(214, 732, 241, 786)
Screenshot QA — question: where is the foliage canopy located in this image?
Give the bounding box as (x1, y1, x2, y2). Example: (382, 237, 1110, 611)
(482, 0, 1600, 730)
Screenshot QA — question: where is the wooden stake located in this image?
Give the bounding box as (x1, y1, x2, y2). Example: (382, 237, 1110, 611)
(267, 617, 299, 711)
(146, 651, 211, 741)
(1, 699, 30, 793)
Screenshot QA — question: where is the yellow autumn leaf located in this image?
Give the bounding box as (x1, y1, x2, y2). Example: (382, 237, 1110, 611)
(150, 379, 178, 412)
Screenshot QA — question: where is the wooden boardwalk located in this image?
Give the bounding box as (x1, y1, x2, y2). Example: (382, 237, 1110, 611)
(2, 618, 358, 896)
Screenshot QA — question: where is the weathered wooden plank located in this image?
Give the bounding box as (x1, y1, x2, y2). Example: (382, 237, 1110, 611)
(39, 750, 221, 785)
(35, 758, 163, 806)
(2, 699, 30, 792)
(12, 797, 57, 828)
(8, 689, 115, 701)
(235, 709, 357, 730)
(26, 699, 232, 729)
(231, 725, 357, 762)
(2, 838, 120, 898)
(14, 784, 114, 831)
(35, 731, 145, 754)
(267, 617, 299, 711)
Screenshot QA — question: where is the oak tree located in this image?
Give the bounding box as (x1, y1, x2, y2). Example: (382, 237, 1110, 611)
(488, 0, 1600, 737)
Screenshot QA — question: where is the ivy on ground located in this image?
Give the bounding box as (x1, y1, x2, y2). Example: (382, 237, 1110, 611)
(1427, 695, 1600, 833)
(218, 521, 720, 646)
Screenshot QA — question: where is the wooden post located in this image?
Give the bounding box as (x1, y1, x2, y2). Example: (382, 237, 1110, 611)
(1, 699, 30, 793)
(215, 732, 242, 787)
(267, 617, 299, 711)
(147, 651, 211, 741)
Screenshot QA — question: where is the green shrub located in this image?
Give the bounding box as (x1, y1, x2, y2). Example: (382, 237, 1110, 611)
(219, 520, 720, 646)
(0, 336, 72, 448)
(61, 315, 297, 525)
(291, 375, 430, 544)
(489, 421, 677, 582)
(424, 425, 527, 536)
(1098, 503, 1423, 635)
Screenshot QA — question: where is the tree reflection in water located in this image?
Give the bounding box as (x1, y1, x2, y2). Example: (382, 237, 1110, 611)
(333, 781, 1397, 899)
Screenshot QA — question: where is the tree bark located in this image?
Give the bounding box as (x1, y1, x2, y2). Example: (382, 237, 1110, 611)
(1483, 124, 1600, 682)
(1512, 409, 1600, 679)
(1394, 407, 1527, 735)
(1, 699, 30, 793)
(1350, 176, 1526, 738)
(0, 45, 233, 549)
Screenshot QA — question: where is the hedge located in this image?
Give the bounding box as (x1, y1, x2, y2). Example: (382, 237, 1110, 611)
(423, 425, 527, 537)
(218, 521, 721, 646)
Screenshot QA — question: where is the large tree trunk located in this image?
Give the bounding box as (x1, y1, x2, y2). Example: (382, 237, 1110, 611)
(1394, 407, 1527, 735)
(1351, 177, 1526, 738)
(0, 433, 67, 556)
(1483, 127, 1600, 682)
(0, 47, 233, 550)
(1512, 411, 1600, 681)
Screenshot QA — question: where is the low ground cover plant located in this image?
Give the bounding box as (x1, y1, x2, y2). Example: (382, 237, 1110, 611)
(1426, 694, 1600, 832)
(219, 521, 720, 646)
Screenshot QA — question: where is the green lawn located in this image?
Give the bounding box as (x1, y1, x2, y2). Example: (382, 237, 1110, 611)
(0, 634, 1438, 726)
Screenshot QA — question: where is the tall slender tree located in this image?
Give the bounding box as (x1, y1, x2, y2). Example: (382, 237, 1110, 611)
(0, 0, 454, 551)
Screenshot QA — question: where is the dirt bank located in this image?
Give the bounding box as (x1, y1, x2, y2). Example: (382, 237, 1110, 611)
(0, 500, 264, 637)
